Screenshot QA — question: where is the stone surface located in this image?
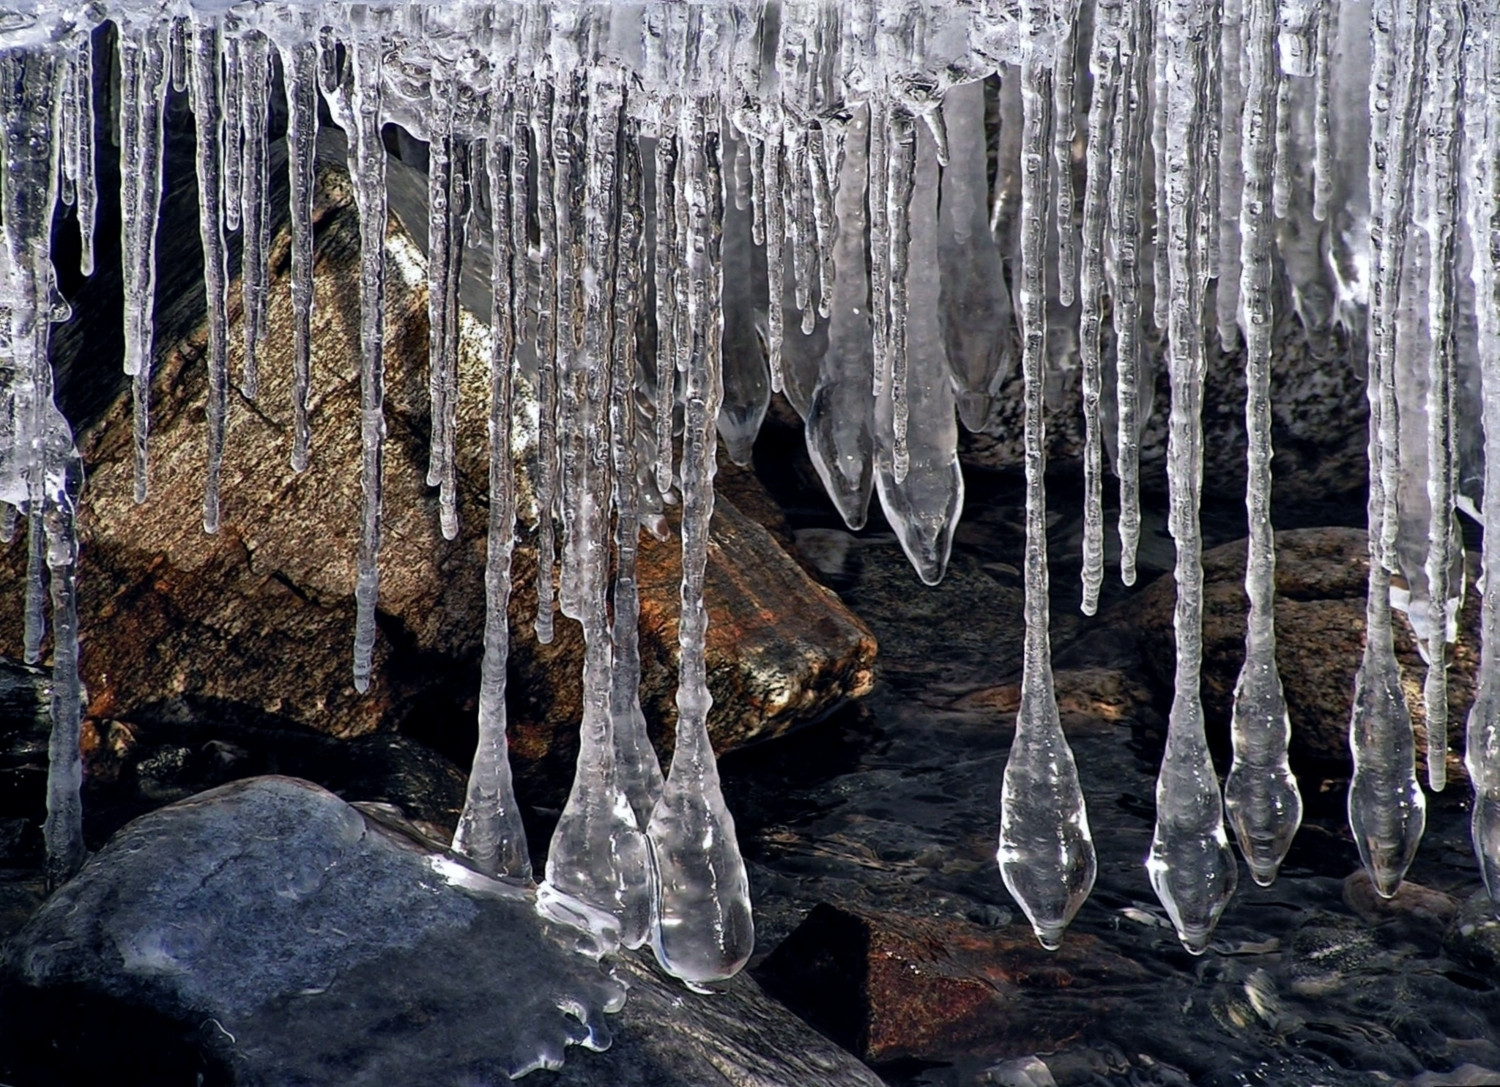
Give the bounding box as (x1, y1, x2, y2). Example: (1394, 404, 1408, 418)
(754, 903, 1148, 1066)
(0, 776, 887, 1087)
(0, 132, 876, 798)
(1443, 891, 1500, 979)
(959, 321, 1368, 512)
(1342, 870, 1459, 928)
(1130, 527, 1477, 785)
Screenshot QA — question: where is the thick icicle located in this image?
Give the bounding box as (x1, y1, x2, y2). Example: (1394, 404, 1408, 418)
(542, 76, 653, 952)
(1416, 5, 1464, 793)
(452, 99, 532, 884)
(1145, 0, 1238, 956)
(42, 423, 84, 888)
(73, 35, 97, 278)
(653, 125, 681, 490)
(221, 30, 243, 234)
(1312, 0, 1336, 222)
(1077, 3, 1118, 616)
(609, 132, 666, 834)
(347, 32, 389, 694)
(646, 101, 755, 987)
(807, 103, 875, 532)
(188, 19, 230, 535)
(718, 129, 770, 467)
(997, 18, 1096, 951)
(938, 79, 1016, 436)
(874, 107, 962, 586)
(279, 33, 317, 474)
(1222, 0, 1302, 888)
(758, 125, 789, 397)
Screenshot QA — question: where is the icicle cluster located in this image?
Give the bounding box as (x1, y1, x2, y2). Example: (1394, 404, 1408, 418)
(3, 0, 1500, 976)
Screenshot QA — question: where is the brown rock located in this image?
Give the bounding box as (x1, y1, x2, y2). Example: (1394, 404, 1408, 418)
(754, 903, 1149, 1065)
(952, 667, 1154, 737)
(1130, 527, 1476, 786)
(0, 135, 876, 798)
(1342, 870, 1459, 927)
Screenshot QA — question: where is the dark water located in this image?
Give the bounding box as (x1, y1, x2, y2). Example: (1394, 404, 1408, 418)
(720, 438, 1500, 1087)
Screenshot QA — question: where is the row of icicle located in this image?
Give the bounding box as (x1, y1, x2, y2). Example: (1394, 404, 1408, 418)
(0, 0, 1498, 969)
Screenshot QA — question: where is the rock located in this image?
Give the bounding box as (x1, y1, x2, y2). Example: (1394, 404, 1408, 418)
(753, 902, 1149, 1066)
(0, 131, 875, 798)
(1130, 527, 1476, 785)
(959, 322, 1368, 511)
(951, 667, 1155, 737)
(1443, 890, 1500, 978)
(0, 776, 887, 1087)
(1342, 870, 1459, 928)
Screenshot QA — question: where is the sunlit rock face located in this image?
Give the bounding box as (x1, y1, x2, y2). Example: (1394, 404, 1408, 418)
(0, 0, 1497, 999)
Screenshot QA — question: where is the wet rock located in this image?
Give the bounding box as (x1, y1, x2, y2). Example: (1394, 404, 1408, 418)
(1443, 890, 1500, 978)
(0, 133, 876, 797)
(959, 322, 1368, 511)
(0, 776, 887, 1087)
(1130, 527, 1476, 785)
(1342, 870, 1459, 929)
(754, 902, 1149, 1066)
(951, 667, 1155, 737)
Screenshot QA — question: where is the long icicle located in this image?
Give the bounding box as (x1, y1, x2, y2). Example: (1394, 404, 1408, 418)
(238, 30, 271, 402)
(532, 82, 560, 645)
(348, 31, 388, 694)
(1222, 0, 1303, 888)
(998, 2, 1097, 952)
(1146, 0, 1238, 956)
(188, 19, 230, 535)
(646, 99, 754, 988)
(281, 33, 318, 474)
(453, 95, 532, 883)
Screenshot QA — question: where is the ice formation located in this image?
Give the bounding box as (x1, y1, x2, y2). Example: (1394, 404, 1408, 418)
(2, 0, 1500, 987)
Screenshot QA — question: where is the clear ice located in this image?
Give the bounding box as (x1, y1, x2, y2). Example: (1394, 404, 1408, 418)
(4, 0, 1500, 1010)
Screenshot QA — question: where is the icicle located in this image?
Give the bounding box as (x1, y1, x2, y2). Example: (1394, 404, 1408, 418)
(424, 56, 464, 541)
(238, 30, 271, 402)
(1150, 21, 1169, 332)
(70, 35, 98, 277)
(533, 82, 560, 644)
(542, 76, 653, 951)
(718, 127, 770, 467)
(188, 19, 230, 535)
(1271, 63, 1291, 221)
(221, 30, 243, 234)
(118, 22, 168, 503)
(169, 16, 188, 94)
(759, 126, 791, 397)
(347, 32, 389, 694)
(609, 130, 666, 835)
(42, 428, 84, 888)
(807, 103, 876, 532)
(1466, 3, 1500, 912)
(807, 122, 836, 320)
(939, 79, 1016, 437)
(869, 99, 892, 400)
(552, 77, 588, 625)
(784, 122, 816, 331)
(1369, 0, 1427, 568)
(653, 124, 681, 488)
(1051, 0, 1080, 307)
(1077, 3, 1118, 617)
(280, 34, 318, 474)
(646, 99, 755, 988)
(22, 509, 44, 665)
(453, 100, 532, 883)
(1215, 0, 1245, 346)
(1222, 0, 1303, 889)
(1110, 0, 1150, 587)
(997, 14, 1096, 951)
(0, 504, 17, 545)
(1311, 0, 1336, 222)
(884, 106, 916, 486)
(1145, 0, 1238, 956)
(1415, 5, 1464, 793)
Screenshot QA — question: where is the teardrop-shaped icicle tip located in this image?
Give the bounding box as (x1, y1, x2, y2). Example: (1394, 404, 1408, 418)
(1370, 865, 1404, 900)
(1032, 922, 1065, 952)
(1177, 926, 1214, 956)
(1246, 859, 1280, 889)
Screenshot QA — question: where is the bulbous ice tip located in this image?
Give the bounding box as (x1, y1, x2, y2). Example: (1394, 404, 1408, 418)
(1176, 926, 1214, 956)
(1246, 858, 1281, 888)
(1031, 922, 1066, 952)
(1369, 864, 1404, 900)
